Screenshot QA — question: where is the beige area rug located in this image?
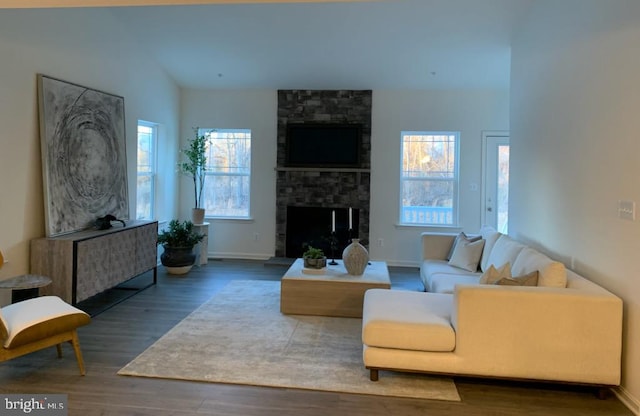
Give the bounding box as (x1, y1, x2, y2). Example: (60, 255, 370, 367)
(118, 280, 460, 401)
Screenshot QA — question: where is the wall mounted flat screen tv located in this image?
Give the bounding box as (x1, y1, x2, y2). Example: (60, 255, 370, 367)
(285, 123, 362, 168)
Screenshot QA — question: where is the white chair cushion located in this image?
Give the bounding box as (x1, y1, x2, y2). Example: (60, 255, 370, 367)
(1, 296, 90, 348)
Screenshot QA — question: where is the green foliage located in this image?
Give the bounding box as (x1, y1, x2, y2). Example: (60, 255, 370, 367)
(302, 246, 325, 259)
(179, 128, 210, 209)
(157, 219, 205, 247)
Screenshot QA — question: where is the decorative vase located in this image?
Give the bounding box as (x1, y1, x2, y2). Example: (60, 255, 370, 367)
(192, 208, 205, 225)
(342, 239, 369, 275)
(161, 245, 196, 275)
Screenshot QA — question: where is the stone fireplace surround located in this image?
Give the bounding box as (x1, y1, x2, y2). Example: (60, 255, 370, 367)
(275, 90, 372, 258)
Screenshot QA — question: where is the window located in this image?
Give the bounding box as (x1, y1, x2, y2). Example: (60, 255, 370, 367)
(199, 128, 251, 218)
(136, 121, 157, 220)
(400, 131, 459, 225)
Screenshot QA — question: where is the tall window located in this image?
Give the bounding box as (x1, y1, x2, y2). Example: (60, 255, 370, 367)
(199, 128, 251, 218)
(136, 121, 157, 220)
(400, 131, 459, 225)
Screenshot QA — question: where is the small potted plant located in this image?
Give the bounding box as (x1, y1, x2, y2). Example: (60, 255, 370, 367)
(157, 219, 205, 275)
(303, 246, 327, 269)
(179, 128, 210, 224)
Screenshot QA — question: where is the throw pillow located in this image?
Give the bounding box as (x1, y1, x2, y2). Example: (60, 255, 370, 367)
(479, 263, 511, 284)
(446, 232, 482, 261)
(495, 271, 539, 286)
(448, 238, 485, 272)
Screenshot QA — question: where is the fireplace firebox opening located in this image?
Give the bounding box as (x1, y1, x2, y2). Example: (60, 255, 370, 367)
(285, 206, 360, 259)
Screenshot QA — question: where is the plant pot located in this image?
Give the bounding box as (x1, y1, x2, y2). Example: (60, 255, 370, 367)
(192, 208, 205, 225)
(161, 244, 196, 275)
(303, 257, 327, 269)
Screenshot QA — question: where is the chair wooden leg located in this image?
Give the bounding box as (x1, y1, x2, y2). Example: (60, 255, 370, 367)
(69, 331, 86, 376)
(370, 369, 379, 381)
(56, 344, 62, 358)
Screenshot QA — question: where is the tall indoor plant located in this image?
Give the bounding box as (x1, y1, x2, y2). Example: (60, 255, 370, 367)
(179, 128, 209, 224)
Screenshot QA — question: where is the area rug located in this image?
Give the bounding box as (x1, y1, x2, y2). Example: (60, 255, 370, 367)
(118, 280, 460, 401)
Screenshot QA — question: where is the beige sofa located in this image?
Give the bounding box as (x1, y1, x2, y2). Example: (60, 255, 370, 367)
(362, 229, 623, 387)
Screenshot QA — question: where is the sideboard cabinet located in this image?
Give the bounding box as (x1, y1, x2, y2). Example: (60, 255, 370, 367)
(30, 220, 158, 304)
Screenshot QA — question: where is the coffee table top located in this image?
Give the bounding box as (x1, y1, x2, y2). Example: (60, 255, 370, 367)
(283, 258, 390, 285)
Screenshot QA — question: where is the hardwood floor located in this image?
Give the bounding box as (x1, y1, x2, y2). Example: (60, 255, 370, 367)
(0, 259, 633, 416)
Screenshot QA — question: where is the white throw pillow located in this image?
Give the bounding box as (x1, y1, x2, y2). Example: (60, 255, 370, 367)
(447, 232, 482, 260)
(479, 226, 502, 272)
(448, 238, 485, 272)
(486, 235, 526, 270)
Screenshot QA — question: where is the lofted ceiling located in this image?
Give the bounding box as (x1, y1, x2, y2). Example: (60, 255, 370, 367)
(4, 0, 533, 90)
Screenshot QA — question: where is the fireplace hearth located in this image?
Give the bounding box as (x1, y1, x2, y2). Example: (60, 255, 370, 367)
(286, 206, 359, 259)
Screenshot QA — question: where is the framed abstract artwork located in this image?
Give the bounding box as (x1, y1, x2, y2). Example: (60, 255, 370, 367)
(37, 75, 129, 236)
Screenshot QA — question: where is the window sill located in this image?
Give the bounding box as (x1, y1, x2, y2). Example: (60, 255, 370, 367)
(205, 216, 254, 223)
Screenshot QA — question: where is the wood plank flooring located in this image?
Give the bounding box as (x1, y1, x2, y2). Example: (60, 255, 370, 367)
(0, 259, 633, 416)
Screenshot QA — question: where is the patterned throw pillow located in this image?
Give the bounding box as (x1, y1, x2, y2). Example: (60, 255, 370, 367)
(479, 263, 511, 284)
(495, 271, 539, 286)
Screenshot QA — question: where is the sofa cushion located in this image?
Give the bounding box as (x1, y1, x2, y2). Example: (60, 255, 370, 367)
(422, 259, 472, 276)
(430, 273, 482, 294)
(447, 232, 482, 260)
(421, 260, 480, 292)
(479, 263, 511, 284)
(495, 270, 539, 286)
(448, 238, 485, 272)
(486, 234, 526, 270)
(479, 226, 502, 272)
(362, 289, 455, 352)
(512, 247, 567, 288)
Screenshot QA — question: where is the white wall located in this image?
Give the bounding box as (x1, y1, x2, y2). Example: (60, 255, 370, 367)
(0, 8, 180, 303)
(369, 89, 509, 266)
(510, 0, 640, 411)
(180, 88, 508, 264)
(179, 89, 278, 259)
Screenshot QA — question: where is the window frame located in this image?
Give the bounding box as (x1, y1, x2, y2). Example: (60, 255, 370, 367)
(399, 131, 460, 227)
(198, 128, 252, 219)
(136, 120, 158, 220)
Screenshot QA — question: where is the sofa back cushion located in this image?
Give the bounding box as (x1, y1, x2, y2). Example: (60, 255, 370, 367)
(479, 226, 501, 272)
(485, 234, 526, 270)
(511, 247, 567, 288)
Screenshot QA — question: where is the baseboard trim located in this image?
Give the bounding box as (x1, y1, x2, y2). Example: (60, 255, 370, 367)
(207, 252, 272, 261)
(613, 385, 640, 415)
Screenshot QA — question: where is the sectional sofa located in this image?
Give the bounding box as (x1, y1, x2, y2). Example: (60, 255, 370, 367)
(362, 227, 623, 388)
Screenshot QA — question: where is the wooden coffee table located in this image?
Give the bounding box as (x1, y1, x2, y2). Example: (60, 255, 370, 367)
(280, 258, 391, 318)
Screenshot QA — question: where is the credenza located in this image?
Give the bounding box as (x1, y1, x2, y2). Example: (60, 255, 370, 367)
(30, 220, 158, 305)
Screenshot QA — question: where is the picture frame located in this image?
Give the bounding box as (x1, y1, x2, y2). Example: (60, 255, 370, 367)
(37, 75, 129, 237)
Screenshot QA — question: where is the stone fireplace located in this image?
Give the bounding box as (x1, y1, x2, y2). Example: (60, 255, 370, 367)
(275, 90, 372, 258)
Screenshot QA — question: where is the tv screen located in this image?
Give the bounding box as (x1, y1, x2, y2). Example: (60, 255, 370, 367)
(285, 123, 362, 168)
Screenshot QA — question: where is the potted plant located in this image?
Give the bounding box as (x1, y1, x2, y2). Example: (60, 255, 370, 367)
(179, 128, 210, 224)
(303, 246, 327, 269)
(157, 219, 205, 275)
